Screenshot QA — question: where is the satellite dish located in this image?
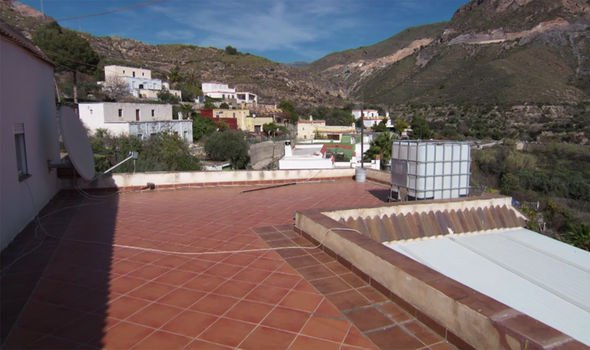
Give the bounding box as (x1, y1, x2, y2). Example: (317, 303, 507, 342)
(60, 106, 96, 181)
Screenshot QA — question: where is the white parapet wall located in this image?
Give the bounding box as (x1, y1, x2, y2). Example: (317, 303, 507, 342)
(63, 168, 356, 190)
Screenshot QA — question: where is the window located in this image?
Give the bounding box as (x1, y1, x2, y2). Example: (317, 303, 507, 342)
(135, 109, 140, 121)
(118, 109, 122, 117)
(14, 124, 29, 181)
(132, 71, 136, 77)
(151, 109, 155, 117)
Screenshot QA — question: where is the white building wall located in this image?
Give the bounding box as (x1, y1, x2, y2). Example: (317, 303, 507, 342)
(129, 121, 193, 143)
(104, 65, 152, 79)
(79, 102, 173, 123)
(352, 109, 380, 119)
(0, 36, 60, 250)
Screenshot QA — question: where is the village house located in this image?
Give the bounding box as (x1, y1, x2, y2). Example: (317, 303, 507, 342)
(0, 20, 61, 250)
(102, 65, 182, 100)
(79, 102, 193, 143)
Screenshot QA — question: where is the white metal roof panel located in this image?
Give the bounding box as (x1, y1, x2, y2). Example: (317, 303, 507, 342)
(385, 228, 590, 346)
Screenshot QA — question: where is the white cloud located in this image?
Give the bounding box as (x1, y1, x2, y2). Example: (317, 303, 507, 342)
(151, 0, 359, 55)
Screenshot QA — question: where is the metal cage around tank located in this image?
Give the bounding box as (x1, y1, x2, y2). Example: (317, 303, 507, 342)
(390, 140, 471, 201)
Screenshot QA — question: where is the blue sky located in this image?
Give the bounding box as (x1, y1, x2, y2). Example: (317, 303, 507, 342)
(22, 0, 468, 63)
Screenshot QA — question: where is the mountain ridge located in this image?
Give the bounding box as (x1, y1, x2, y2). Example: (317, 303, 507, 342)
(1, 0, 589, 106)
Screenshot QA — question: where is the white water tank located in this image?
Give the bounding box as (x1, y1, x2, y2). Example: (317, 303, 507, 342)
(390, 140, 471, 200)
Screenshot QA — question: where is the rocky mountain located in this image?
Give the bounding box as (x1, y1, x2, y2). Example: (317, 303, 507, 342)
(0, 0, 340, 106)
(1, 0, 589, 106)
(309, 0, 590, 105)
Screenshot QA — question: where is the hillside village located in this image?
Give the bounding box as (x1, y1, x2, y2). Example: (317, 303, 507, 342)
(1, 0, 590, 349)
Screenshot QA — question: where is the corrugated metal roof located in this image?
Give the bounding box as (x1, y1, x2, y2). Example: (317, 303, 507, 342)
(385, 228, 590, 346)
(338, 205, 525, 242)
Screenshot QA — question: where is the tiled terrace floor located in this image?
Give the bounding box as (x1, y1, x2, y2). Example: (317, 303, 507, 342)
(1, 180, 454, 349)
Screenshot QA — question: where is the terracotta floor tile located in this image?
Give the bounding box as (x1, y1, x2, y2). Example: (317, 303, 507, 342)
(213, 279, 258, 298)
(357, 286, 389, 303)
(344, 327, 380, 349)
(206, 263, 244, 278)
(340, 272, 367, 288)
(157, 288, 206, 308)
(128, 282, 176, 301)
(154, 269, 199, 286)
(245, 284, 289, 304)
(279, 290, 323, 312)
(314, 299, 346, 319)
(184, 274, 227, 292)
(240, 326, 296, 350)
(177, 258, 215, 273)
(132, 330, 191, 350)
(225, 300, 274, 324)
(107, 295, 151, 320)
(403, 320, 444, 346)
(128, 265, 170, 280)
(311, 276, 351, 294)
(263, 272, 302, 289)
(324, 261, 352, 275)
(153, 255, 191, 268)
(367, 326, 423, 350)
(127, 302, 182, 328)
(185, 339, 232, 349)
(101, 321, 154, 349)
(296, 264, 335, 281)
(285, 255, 321, 268)
(326, 290, 371, 311)
(289, 335, 341, 350)
(222, 254, 258, 267)
(199, 318, 255, 348)
(261, 306, 310, 333)
(109, 276, 147, 295)
(301, 316, 351, 343)
(378, 302, 413, 323)
(249, 257, 283, 271)
(190, 293, 240, 315)
(345, 307, 393, 332)
(162, 310, 218, 338)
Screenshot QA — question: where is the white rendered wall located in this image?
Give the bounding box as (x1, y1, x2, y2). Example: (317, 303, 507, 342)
(0, 36, 60, 250)
(78, 102, 173, 123)
(105, 65, 152, 79)
(129, 121, 193, 143)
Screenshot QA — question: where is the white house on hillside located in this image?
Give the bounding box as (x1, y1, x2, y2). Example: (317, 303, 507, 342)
(103, 65, 182, 100)
(0, 21, 61, 250)
(352, 109, 380, 119)
(79, 102, 193, 143)
(202, 82, 258, 104)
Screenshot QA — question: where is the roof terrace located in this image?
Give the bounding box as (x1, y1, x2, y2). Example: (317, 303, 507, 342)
(1, 179, 455, 349)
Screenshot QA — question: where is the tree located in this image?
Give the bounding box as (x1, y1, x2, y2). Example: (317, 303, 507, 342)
(204, 131, 249, 169)
(394, 118, 409, 134)
(102, 76, 131, 101)
(225, 46, 238, 55)
(89, 130, 199, 172)
(278, 100, 299, 123)
(33, 21, 100, 103)
(410, 116, 433, 139)
(193, 115, 218, 141)
(168, 66, 182, 85)
(262, 122, 287, 137)
(365, 132, 397, 168)
(158, 89, 180, 104)
(373, 118, 388, 132)
(219, 102, 230, 109)
(179, 104, 195, 120)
